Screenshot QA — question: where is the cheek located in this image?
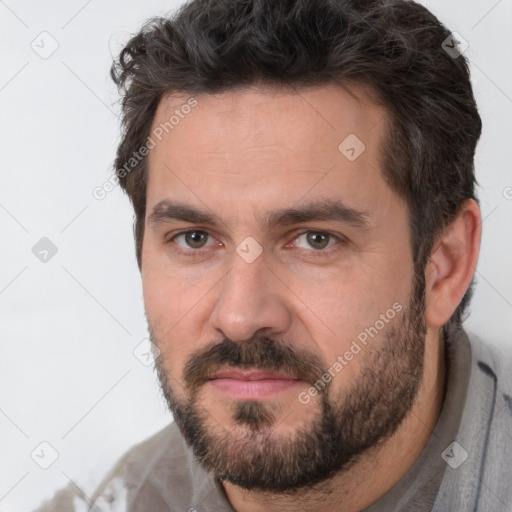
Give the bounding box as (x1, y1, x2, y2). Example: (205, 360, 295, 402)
(143, 273, 200, 345)
(293, 267, 398, 329)
(142, 265, 217, 377)
(142, 244, 204, 316)
(294, 262, 412, 368)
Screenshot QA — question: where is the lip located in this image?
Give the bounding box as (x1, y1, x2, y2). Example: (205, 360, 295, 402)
(209, 369, 297, 381)
(207, 369, 302, 399)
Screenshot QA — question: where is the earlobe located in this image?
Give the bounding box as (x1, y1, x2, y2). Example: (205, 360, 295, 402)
(425, 199, 482, 328)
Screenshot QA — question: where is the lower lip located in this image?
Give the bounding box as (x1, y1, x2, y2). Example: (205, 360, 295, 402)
(208, 378, 302, 399)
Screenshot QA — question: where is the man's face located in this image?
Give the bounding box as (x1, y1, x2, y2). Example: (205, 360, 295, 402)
(141, 83, 425, 490)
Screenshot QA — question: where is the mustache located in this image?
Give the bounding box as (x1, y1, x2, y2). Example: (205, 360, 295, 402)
(183, 336, 327, 392)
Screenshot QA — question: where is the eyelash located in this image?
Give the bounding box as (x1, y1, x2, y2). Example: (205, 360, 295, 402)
(166, 229, 347, 258)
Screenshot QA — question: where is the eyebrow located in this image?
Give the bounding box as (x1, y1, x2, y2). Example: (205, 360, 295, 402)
(147, 199, 370, 231)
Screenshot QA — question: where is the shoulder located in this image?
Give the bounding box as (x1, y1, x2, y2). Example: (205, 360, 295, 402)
(31, 423, 191, 512)
(90, 422, 196, 510)
(465, 330, 512, 507)
(466, 329, 512, 398)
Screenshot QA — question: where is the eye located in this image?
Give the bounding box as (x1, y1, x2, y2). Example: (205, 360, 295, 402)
(171, 230, 219, 251)
(166, 229, 345, 258)
(291, 231, 343, 252)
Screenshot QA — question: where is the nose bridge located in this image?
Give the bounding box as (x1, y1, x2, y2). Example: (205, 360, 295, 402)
(209, 249, 292, 341)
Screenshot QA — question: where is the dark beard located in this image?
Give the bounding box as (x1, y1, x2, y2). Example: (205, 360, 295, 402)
(152, 271, 426, 493)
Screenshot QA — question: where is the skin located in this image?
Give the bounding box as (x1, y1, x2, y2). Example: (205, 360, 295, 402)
(141, 83, 481, 511)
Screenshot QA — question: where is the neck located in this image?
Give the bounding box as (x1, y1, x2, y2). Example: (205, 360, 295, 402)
(222, 328, 446, 512)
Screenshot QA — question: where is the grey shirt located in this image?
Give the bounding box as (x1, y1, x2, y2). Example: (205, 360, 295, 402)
(34, 328, 512, 511)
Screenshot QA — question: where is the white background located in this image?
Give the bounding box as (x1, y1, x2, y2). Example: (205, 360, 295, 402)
(0, 1, 511, 510)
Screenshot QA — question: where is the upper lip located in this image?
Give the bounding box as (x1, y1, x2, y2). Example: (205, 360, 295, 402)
(208, 369, 298, 381)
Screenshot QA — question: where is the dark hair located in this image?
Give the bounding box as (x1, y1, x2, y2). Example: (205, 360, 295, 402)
(111, 0, 482, 331)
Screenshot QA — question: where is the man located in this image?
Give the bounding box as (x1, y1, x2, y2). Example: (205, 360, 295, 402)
(36, 0, 512, 510)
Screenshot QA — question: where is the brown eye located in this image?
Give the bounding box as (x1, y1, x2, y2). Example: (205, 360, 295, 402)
(184, 231, 208, 248)
(172, 230, 213, 250)
(305, 232, 331, 250)
(294, 231, 338, 251)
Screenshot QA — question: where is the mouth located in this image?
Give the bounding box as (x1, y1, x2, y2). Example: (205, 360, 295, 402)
(206, 368, 302, 400)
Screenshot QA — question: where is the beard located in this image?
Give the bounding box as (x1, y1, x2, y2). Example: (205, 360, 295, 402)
(151, 270, 426, 493)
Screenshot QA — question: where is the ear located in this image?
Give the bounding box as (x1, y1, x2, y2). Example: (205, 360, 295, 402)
(424, 199, 482, 328)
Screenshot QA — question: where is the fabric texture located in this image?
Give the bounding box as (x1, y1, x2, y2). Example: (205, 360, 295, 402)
(33, 328, 512, 511)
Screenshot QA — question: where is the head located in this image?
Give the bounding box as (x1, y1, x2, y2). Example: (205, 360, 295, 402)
(111, 0, 482, 493)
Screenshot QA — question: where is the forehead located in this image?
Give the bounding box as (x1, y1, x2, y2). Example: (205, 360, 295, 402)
(151, 82, 385, 156)
(146, 82, 395, 228)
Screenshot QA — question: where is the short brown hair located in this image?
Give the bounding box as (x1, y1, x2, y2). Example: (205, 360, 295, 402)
(111, 0, 482, 330)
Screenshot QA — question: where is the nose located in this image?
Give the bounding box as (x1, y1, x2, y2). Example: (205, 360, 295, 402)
(209, 249, 292, 342)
